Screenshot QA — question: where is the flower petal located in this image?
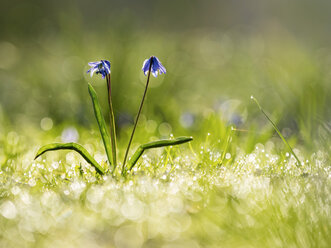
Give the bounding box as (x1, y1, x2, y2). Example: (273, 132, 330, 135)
(101, 60, 111, 74)
(88, 62, 101, 66)
(87, 60, 111, 78)
(152, 70, 158, 77)
(142, 58, 151, 76)
(89, 67, 99, 77)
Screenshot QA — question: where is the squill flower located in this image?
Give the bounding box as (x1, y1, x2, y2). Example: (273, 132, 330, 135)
(86, 59, 117, 168)
(122, 55, 166, 172)
(142, 56, 166, 77)
(87, 60, 111, 79)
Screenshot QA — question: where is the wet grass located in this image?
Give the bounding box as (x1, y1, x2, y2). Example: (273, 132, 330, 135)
(0, 120, 330, 247)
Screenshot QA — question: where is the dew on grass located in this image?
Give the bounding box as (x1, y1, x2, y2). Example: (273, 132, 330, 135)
(11, 186, 21, 195)
(0, 201, 17, 219)
(51, 161, 59, 170)
(120, 196, 144, 221)
(87, 186, 104, 205)
(1, 126, 329, 247)
(28, 178, 36, 187)
(70, 181, 86, 198)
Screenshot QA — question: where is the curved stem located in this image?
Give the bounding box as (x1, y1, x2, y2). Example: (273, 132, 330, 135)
(122, 62, 152, 174)
(106, 74, 117, 170)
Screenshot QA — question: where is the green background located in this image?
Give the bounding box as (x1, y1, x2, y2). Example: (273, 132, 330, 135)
(0, 0, 330, 148)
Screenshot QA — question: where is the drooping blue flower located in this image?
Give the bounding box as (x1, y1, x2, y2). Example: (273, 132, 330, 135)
(142, 56, 166, 77)
(87, 60, 111, 79)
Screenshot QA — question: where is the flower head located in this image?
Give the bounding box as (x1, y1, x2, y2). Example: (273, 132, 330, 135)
(87, 60, 111, 79)
(142, 56, 166, 77)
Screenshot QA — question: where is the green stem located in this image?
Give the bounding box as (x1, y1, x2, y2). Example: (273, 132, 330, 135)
(122, 61, 152, 174)
(251, 96, 302, 166)
(106, 74, 117, 170)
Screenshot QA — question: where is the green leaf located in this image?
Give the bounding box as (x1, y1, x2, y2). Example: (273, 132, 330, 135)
(34, 142, 105, 175)
(127, 136, 193, 171)
(88, 83, 113, 170)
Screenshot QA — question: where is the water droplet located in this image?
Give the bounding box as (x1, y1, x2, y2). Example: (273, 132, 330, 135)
(0, 201, 17, 219)
(40, 117, 53, 131)
(158, 122, 172, 136)
(11, 186, 21, 195)
(28, 179, 36, 187)
(51, 162, 59, 170)
(61, 127, 79, 142)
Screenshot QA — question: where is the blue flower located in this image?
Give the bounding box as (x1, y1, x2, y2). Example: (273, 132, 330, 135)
(87, 60, 111, 79)
(142, 56, 166, 77)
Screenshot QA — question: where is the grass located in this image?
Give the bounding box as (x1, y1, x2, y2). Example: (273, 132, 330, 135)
(0, 116, 330, 247)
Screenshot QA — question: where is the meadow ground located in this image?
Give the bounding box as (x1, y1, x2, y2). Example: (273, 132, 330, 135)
(0, 105, 330, 247)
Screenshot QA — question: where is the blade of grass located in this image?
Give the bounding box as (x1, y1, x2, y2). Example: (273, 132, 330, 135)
(219, 126, 234, 165)
(34, 142, 105, 175)
(251, 96, 302, 166)
(88, 83, 113, 171)
(127, 136, 193, 171)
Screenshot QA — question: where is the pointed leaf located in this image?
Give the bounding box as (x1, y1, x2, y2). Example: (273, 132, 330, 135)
(35, 142, 105, 175)
(127, 136, 193, 171)
(88, 83, 113, 170)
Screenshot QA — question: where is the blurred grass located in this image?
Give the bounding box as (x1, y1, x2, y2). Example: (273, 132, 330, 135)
(0, 1, 330, 151)
(1, 29, 330, 148)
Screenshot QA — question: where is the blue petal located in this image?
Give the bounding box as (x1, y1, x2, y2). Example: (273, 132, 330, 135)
(142, 56, 166, 77)
(88, 66, 99, 77)
(101, 70, 108, 78)
(142, 58, 151, 76)
(101, 60, 111, 74)
(152, 70, 158, 77)
(87, 60, 111, 78)
(88, 61, 101, 67)
(154, 57, 166, 74)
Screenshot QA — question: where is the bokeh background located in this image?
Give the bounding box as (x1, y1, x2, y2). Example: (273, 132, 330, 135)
(0, 0, 330, 149)
(0, 2, 331, 247)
